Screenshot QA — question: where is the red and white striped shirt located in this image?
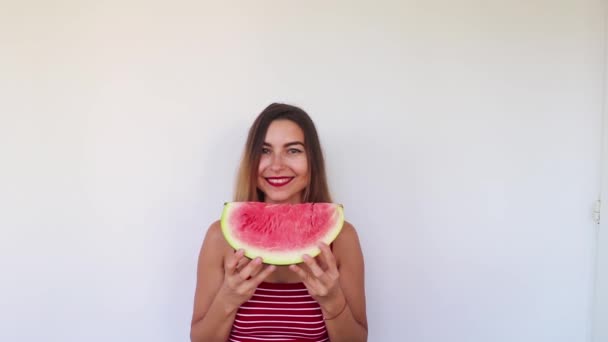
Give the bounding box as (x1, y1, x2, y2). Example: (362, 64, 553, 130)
(228, 282, 329, 342)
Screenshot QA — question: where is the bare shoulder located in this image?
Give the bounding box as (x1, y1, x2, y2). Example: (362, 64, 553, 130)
(199, 220, 232, 264)
(334, 220, 361, 246)
(204, 220, 223, 243)
(332, 220, 364, 266)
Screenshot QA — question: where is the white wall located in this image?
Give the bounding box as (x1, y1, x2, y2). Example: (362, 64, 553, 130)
(593, 1, 608, 340)
(1, 1, 604, 341)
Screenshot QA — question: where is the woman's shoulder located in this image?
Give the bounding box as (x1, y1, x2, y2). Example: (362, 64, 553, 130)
(201, 220, 232, 255)
(332, 220, 364, 267)
(333, 221, 362, 252)
(203, 220, 222, 240)
(336, 220, 360, 243)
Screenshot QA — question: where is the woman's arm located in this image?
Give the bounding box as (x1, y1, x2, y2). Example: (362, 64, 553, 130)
(323, 222, 368, 341)
(189, 221, 276, 342)
(289, 222, 368, 342)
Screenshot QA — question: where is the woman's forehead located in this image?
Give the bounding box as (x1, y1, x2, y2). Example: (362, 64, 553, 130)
(264, 120, 305, 143)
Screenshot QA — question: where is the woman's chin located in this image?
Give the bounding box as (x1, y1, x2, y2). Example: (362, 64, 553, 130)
(263, 192, 302, 204)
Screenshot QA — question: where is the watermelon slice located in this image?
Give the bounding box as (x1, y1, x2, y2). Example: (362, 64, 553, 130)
(220, 202, 345, 265)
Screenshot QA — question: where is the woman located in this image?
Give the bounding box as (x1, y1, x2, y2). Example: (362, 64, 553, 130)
(190, 103, 368, 342)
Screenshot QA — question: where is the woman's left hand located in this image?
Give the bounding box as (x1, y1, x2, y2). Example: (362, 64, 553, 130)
(289, 242, 347, 318)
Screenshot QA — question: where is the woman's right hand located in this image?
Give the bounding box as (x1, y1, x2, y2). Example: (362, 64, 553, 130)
(219, 249, 276, 311)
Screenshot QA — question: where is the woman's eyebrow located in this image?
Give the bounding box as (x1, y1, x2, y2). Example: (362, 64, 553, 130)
(263, 141, 305, 147)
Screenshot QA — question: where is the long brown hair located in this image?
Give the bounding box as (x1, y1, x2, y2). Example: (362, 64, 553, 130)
(234, 103, 332, 203)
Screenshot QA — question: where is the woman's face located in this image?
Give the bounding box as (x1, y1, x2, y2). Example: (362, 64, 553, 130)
(257, 119, 309, 204)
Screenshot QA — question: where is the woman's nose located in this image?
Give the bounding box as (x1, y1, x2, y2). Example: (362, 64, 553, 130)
(269, 153, 285, 171)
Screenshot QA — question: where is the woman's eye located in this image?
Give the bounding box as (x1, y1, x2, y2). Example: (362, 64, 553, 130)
(288, 148, 302, 154)
(261, 148, 271, 154)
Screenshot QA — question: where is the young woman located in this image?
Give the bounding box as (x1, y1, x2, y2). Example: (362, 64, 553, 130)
(190, 103, 368, 342)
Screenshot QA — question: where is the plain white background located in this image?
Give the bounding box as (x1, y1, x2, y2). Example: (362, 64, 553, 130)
(1, 1, 605, 341)
(593, 0, 608, 338)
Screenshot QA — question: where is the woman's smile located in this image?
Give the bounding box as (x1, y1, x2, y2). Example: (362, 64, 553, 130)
(264, 177, 295, 187)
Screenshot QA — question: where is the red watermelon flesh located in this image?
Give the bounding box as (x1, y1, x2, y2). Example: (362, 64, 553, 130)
(220, 202, 344, 265)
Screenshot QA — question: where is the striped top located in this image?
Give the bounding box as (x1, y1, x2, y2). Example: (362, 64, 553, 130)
(228, 282, 329, 342)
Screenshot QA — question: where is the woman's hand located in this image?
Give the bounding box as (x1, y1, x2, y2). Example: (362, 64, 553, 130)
(289, 243, 347, 318)
(219, 249, 276, 311)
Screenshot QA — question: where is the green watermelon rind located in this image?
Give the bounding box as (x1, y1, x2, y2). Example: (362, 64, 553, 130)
(220, 202, 345, 265)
